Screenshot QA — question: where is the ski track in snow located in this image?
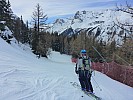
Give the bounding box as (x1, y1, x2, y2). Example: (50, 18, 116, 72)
(0, 37, 133, 100)
(0, 60, 133, 100)
(0, 69, 80, 100)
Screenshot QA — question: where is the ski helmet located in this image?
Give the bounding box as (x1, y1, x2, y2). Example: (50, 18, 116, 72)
(81, 49, 86, 54)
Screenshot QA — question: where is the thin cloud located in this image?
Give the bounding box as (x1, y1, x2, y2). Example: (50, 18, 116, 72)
(9, 0, 133, 22)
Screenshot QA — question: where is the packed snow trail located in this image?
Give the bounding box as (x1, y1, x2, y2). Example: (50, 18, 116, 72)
(70, 82, 101, 100)
(0, 37, 133, 100)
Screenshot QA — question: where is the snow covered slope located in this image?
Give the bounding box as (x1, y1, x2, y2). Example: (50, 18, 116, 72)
(47, 9, 133, 45)
(0, 37, 133, 100)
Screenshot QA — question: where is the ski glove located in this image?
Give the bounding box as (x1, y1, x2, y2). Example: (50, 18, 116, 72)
(75, 66, 78, 74)
(75, 70, 79, 74)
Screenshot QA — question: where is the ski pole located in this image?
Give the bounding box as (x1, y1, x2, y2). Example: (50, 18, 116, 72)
(92, 76, 102, 91)
(92, 46, 110, 74)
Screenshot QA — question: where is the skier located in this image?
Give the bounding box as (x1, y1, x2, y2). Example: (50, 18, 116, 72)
(75, 49, 93, 93)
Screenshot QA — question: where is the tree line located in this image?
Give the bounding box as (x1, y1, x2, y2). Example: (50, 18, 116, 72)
(0, 0, 30, 44)
(0, 1, 133, 66)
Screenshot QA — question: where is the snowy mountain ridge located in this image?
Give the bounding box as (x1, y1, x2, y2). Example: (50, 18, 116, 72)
(47, 9, 132, 45)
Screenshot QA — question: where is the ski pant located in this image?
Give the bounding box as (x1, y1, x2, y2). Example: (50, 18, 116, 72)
(78, 70, 93, 92)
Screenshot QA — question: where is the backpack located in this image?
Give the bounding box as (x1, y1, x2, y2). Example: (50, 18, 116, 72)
(82, 57, 91, 71)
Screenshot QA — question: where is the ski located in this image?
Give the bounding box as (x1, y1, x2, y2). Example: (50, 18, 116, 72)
(70, 82, 102, 100)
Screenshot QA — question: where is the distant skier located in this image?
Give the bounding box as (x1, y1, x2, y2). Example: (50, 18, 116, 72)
(75, 49, 93, 93)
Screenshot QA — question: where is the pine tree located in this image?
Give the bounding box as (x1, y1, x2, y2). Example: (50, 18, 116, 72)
(20, 16, 30, 44)
(32, 3, 47, 33)
(0, 0, 13, 28)
(13, 17, 21, 43)
(0, 0, 7, 21)
(31, 3, 48, 57)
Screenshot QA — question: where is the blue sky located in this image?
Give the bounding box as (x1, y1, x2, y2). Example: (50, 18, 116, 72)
(9, 0, 133, 23)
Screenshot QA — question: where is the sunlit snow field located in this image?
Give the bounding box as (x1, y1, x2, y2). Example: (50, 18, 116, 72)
(0, 37, 133, 100)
